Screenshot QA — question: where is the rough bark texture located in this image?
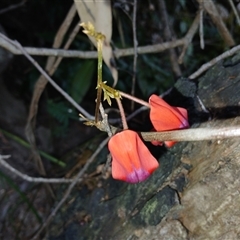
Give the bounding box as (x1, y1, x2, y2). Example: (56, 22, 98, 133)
(49, 53, 240, 240)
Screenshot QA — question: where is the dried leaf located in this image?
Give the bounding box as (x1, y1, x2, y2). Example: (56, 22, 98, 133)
(74, 0, 118, 86)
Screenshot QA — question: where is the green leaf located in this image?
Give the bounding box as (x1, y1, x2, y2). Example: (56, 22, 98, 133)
(70, 60, 96, 103)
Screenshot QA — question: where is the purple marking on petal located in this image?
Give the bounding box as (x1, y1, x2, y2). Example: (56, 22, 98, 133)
(126, 168, 150, 184)
(180, 119, 189, 128)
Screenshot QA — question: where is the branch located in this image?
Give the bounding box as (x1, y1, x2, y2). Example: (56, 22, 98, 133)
(0, 33, 94, 120)
(2, 34, 239, 144)
(96, 119, 240, 143)
(199, 5, 205, 49)
(0, 155, 82, 183)
(0, 33, 188, 59)
(0, 0, 26, 15)
(3, 126, 239, 184)
(228, 0, 240, 26)
(189, 44, 240, 79)
(141, 126, 240, 142)
(198, 0, 235, 46)
(25, 3, 78, 190)
(178, 11, 200, 64)
(33, 137, 109, 239)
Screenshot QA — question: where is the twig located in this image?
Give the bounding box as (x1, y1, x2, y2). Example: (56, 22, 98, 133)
(0, 33, 94, 120)
(53, 4, 76, 47)
(97, 118, 240, 143)
(0, 155, 83, 183)
(0, 0, 26, 15)
(1, 124, 240, 185)
(0, 35, 195, 59)
(199, 7, 205, 49)
(141, 126, 240, 142)
(228, 0, 240, 26)
(178, 11, 200, 64)
(33, 137, 109, 239)
(197, 0, 235, 46)
(131, 0, 138, 110)
(126, 106, 148, 121)
(50, 22, 80, 74)
(26, 3, 78, 132)
(25, 4, 77, 198)
(188, 44, 240, 79)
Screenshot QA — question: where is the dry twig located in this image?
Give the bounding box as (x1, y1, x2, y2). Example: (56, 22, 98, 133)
(141, 126, 240, 142)
(199, 6, 205, 49)
(228, 0, 240, 26)
(0, 33, 93, 119)
(197, 0, 235, 46)
(178, 11, 200, 64)
(0, 22, 200, 60)
(0, 155, 83, 183)
(33, 137, 109, 239)
(25, 4, 78, 179)
(0, 36, 191, 58)
(0, 0, 26, 15)
(189, 44, 240, 79)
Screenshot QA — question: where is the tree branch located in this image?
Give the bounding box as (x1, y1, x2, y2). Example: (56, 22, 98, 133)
(189, 44, 240, 79)
(0, 33, 94, 120)
(33, 137, 109, 239)
(197, 0, 235, 46)
(141, 126, 240, 142)
(0, 33, 188, 59)
(0, 155, 82, 183)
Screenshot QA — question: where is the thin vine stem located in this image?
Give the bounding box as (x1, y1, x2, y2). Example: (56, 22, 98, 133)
(120, 91, 150, 107)
(116, 98, 128, 129)
(95, 40, 103, 122)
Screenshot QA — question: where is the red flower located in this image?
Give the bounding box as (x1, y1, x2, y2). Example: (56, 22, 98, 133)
(108, 130, 159, 183)
(149, 94, 189, 147)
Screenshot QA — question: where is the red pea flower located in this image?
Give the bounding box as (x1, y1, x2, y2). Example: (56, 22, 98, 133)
(149, 94, 189, 147)
(108, 130, 159, 183)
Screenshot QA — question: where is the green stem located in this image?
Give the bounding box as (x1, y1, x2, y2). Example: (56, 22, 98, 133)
(97, 41, 103, 85)
(95, 40, 103, 122)
(0, 128, 66, 167)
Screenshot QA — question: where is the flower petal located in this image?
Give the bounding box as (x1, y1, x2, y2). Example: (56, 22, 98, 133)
(149, 94, 189, 131)
(149, 94, 189, 148)
(108, 130, 159, 183)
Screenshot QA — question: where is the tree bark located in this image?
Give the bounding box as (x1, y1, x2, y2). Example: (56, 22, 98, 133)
(49, 53, 240, 240)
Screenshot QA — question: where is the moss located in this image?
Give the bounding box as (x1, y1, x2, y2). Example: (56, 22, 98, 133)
(132, 187, 176, 226)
